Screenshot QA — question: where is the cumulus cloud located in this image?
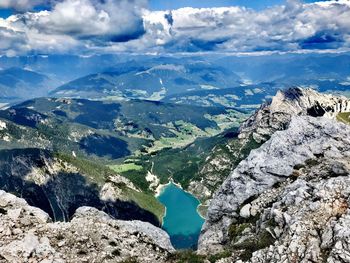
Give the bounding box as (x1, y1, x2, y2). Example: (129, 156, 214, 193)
(0, 26, 28, 56)
(140, 0, 350, 52)
(0, 0, 48, 11)
(1, 0, 350, 55)
(0, 0, 147, 55)
(32, 0, 147, 41)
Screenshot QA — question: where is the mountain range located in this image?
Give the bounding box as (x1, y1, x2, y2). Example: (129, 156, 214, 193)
(0, 67, 57, 103)
(1, 53, 350, 109)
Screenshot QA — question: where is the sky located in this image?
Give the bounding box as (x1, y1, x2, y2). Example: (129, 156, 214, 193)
(149, 0, 331, 10)
(149, 0, 287, 10)
(0, 0, 349, 56)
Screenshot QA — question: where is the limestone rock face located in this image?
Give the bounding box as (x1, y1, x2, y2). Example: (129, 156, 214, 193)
(198, 116, 350, 262)
(0, 190, 174, 263)
(239, 87, 350, 143)
(189, 88, 350, 202)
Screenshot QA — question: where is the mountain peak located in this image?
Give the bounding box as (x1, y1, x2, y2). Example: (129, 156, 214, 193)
(239, 87, 350, 143)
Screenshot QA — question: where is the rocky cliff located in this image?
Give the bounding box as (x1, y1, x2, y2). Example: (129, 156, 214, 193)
(0, 148, 162, 226)
(0, 190, 174, 263)
(190, 87, 350, 203)
(198, 91, 350, 262)
(239, 87, 350, 143)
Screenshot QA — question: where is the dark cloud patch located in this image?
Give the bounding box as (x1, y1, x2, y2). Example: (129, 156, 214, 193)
(300, 32, 344, 50)
(164, 12, 174, 26)
(109, 25, 146, 43)
(104, 18, 146, 43)
(189, 38, 229, 51)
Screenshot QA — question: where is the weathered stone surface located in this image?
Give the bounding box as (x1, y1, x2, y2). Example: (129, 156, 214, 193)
(239, 87, 350, 143)
(198, 89, 350, 262)
(198, 115, 350, 259)
(189, 88, 350, 202)
(0, 190, 174, 263)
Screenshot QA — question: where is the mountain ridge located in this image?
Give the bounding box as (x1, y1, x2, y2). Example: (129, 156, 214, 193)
(197, 88, 350, 262)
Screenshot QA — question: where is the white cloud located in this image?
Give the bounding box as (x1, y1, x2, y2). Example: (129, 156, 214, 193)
(140, 0, 350, 52)
(1, 0, 350, 55)
(0, 0, 47, 11)
(0, 0, 147, 55)
(32, 0, 147, 40)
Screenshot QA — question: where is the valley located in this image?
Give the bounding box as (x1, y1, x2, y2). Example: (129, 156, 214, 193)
(0, 53, 349, 262)
(0, 95, 250, 232)
(1, 0, 350, 262)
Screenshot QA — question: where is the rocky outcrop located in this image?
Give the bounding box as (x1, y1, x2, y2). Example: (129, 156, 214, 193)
(239, 87, 350, 143)
(188, 135, 260, 204)
(0, 190, 174, 263)
(188, 88, 350, 202)
(198, 116, 350, 262)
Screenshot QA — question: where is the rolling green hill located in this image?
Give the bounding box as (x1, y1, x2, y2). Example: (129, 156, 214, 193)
(2, 97, 247, 159)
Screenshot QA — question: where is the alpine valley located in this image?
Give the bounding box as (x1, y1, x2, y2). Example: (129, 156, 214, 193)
(2, 0, 350, 261)
(0, 52, 350, 263)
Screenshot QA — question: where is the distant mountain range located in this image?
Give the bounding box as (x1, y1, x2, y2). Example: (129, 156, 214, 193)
(47, 53, 350, 110)
(0, 67, 57, 103)
(50, 60, 241, 101)
(0, 53, 349, 108)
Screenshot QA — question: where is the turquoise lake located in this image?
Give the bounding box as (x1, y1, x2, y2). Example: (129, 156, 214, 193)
(157, 183, 205, 249)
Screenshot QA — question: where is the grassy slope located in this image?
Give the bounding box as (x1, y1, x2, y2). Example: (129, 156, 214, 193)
(122, 187, 165, 222)
(337, 112, 350, 125)
(55, 153, 165, 222)
(117, 128, 241, 192)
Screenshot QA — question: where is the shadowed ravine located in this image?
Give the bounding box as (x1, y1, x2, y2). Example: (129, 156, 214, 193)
(0, 148, 160, 226)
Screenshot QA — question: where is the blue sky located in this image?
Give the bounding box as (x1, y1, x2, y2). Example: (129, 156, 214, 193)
(0, 5, 49, 18)
(0, 9, 12, 18)
(149, 0, 286, 10)
(0, 0, 327, 18)
(149, 0, 330, 10)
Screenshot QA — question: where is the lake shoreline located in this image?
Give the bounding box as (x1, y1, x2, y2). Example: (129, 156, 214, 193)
(155, 178, 183, 197)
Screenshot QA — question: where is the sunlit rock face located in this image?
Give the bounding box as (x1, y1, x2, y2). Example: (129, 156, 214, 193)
(239, 87, 350, 144)
(198, 88, 350, 263)
(188, 88, 350, 203)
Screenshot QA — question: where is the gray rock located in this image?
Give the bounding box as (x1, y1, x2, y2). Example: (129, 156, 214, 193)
(0, 191, 174, 263)
(189, 87, 350, 202)
(198, 116, 350, 256)
(239, 87, 350, 143)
